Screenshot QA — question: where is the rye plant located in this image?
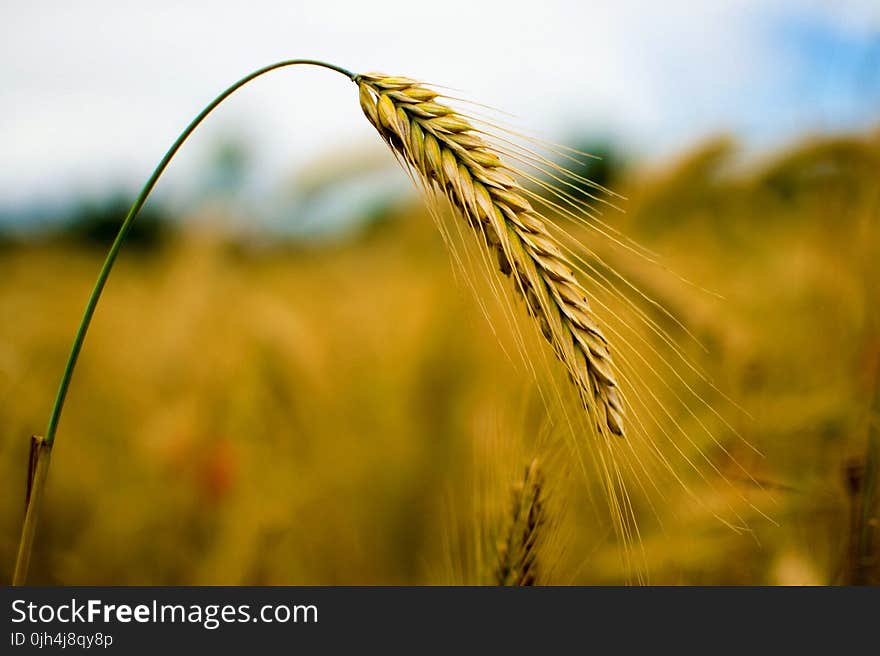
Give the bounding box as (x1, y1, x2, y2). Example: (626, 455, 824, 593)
(13, 58, 743, 584)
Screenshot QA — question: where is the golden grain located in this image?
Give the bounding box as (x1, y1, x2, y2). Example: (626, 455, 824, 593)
(357, 73, 625, 436)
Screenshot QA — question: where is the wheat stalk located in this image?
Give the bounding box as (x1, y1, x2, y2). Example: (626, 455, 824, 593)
(494, 459, 546, 586)
(357, 73, 625, 437)
(14, 60, 661, 585)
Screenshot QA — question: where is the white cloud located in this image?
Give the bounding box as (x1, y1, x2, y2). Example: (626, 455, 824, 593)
(1, 0, 877, 206)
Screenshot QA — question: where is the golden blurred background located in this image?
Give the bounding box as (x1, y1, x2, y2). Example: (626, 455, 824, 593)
(1, 128, 878, 584)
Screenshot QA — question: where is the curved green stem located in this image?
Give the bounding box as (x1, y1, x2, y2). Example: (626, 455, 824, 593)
(12, 59, 356, 585)
(45, 58, 354, 447)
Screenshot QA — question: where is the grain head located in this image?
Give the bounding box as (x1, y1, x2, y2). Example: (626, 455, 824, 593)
(356, 73, 625, 437)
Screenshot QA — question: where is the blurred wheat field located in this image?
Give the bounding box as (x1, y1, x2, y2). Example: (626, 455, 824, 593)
(1, 130, 878, 585)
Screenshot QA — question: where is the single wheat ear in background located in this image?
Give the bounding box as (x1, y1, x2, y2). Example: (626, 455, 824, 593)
(495, 459, 546, 586)
(357, 74, 625, 437)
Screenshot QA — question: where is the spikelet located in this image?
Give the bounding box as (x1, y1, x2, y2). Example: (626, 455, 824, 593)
(356, 73, 625, 437)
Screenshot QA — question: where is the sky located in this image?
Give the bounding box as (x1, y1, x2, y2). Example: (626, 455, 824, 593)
(1, 0, 878, 215)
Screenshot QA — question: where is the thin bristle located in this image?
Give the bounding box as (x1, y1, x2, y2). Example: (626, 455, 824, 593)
(357, 73, 625, 437)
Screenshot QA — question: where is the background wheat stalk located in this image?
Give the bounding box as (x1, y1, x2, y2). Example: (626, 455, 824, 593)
(357, 73, 625, 437)
(494, 459, 546, 586)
